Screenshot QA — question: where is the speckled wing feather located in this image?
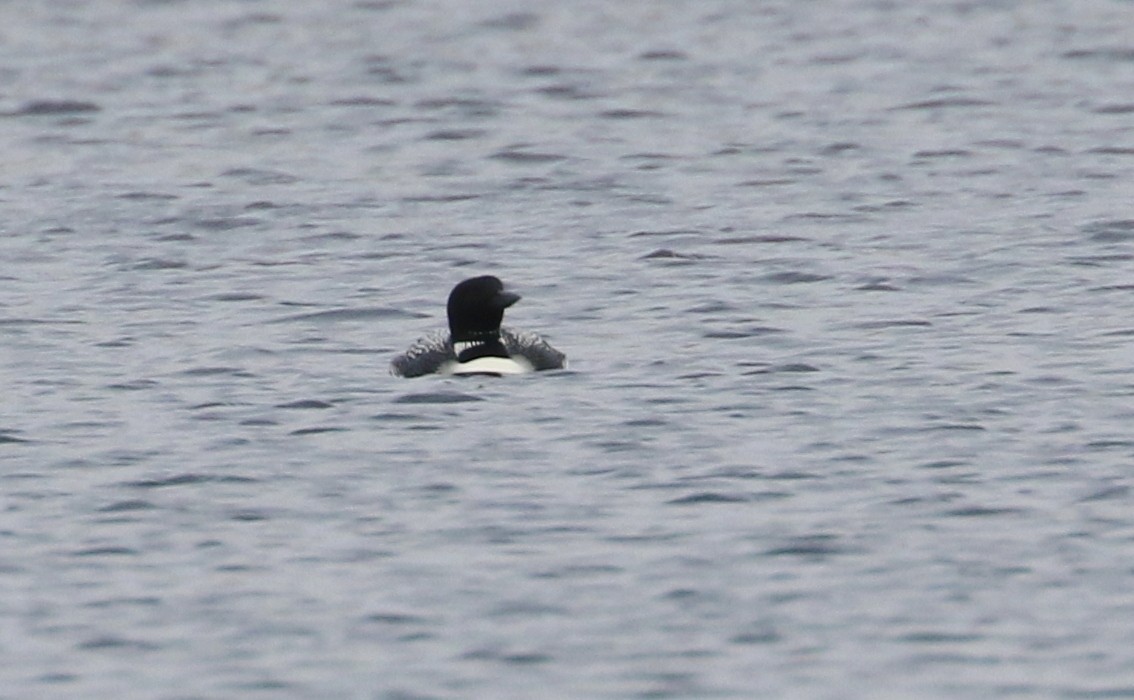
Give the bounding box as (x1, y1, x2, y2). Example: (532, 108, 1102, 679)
(389, 330, 455, 377)
(501, 327, 566, 371)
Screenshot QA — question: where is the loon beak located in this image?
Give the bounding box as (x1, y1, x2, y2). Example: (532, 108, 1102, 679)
(495, 290, 521, 309)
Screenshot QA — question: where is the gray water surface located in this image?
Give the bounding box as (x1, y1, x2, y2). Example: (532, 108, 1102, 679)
(4, 1, 1134, 698)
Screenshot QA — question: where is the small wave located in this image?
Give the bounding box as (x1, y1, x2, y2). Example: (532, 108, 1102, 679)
(1083, 219, 1134, 242)
(393, 392, 483, 404)
(854, 319, 932, 329)
(891, 97, 993, 110)
(666, 492, 749, 505)
(276, 399, 334, 410)
(639, 248, 705, 261)
(764, 535, 846, 557)
(764, 271, 831, 284)
(271, 307, 424, 323)
(489, 148, 567, 163)
(290, 426, 347, 435)
(126, 473, 257, 488)
(7, 100, 100, 116)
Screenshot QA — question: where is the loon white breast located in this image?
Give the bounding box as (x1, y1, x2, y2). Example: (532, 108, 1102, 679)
(390, 276, 566, 378)
(442, 355, 533, 377)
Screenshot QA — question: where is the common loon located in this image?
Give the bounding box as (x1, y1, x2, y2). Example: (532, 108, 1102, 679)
(390, 276, 566, 378)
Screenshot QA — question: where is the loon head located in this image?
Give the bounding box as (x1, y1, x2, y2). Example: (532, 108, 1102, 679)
(446, 276, 521, 353)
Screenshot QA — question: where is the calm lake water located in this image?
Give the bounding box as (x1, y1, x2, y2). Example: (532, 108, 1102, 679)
(4, 1, 1134, 698)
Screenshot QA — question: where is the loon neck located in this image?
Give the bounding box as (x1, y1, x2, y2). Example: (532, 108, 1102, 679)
(453, 335, 508, 362)
(451, 329, 501, 350)
(453, 340, 487, 354)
